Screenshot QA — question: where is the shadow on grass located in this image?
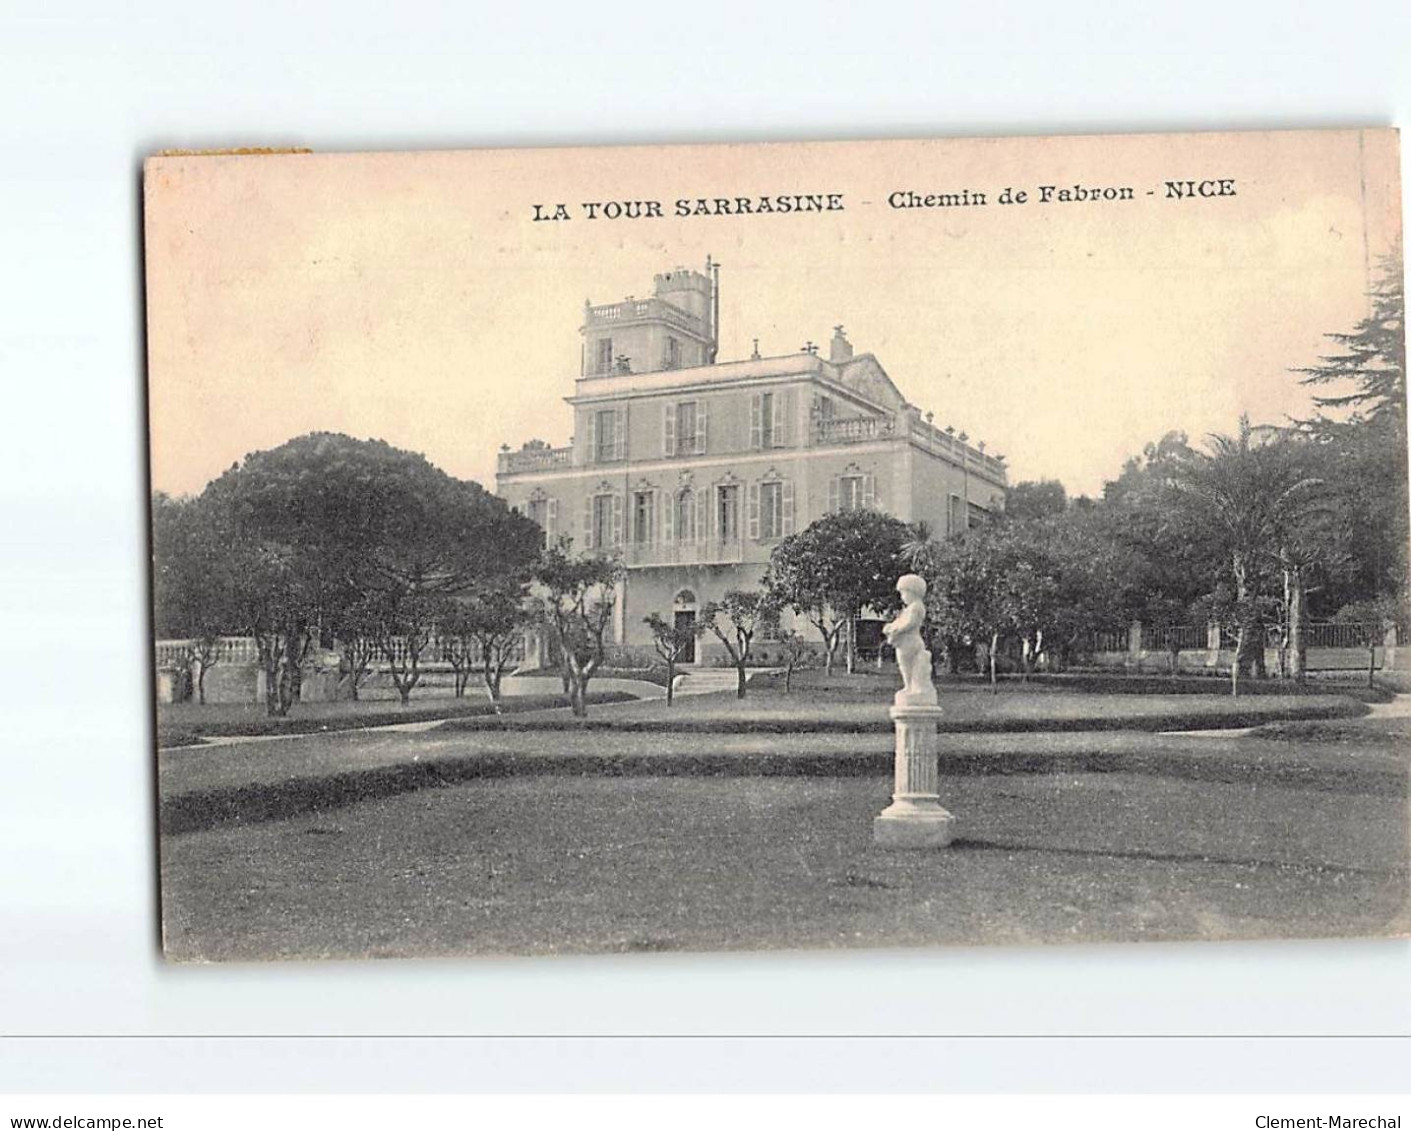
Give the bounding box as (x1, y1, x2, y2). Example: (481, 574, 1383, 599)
(162, 744, 1408, 837)
(949, 837, 1407, 878)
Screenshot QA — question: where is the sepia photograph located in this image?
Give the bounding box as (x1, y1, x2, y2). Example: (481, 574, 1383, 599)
(143, 128, 1408, 962)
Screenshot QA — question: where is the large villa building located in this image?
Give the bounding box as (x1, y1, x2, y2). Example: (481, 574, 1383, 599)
(495, 261, 1007, 663)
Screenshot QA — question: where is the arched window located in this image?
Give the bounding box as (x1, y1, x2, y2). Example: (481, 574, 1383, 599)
(668, 486, 697, 544)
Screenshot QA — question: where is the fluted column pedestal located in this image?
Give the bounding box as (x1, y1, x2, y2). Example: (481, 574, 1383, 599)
(873, 704, 955, 848)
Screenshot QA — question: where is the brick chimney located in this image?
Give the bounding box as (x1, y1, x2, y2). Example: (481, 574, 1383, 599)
(829, 325, 853, 362)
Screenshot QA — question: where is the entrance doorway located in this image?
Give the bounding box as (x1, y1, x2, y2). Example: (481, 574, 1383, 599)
(674, 610, 697, 663)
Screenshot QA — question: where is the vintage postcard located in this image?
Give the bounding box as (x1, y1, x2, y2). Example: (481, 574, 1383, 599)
(145, 129, 1407, 962)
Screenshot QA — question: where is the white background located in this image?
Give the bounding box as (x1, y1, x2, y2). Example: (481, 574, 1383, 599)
(1, 0, 1408, 1094)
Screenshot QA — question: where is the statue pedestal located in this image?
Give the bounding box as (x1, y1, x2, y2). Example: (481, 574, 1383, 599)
(873, 704, 954, 848)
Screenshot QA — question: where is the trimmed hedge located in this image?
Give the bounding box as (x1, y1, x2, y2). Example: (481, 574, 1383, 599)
(436, 697, 1366, 736)
(160, 731, 1404, 837)
(157, 691, 637, 749)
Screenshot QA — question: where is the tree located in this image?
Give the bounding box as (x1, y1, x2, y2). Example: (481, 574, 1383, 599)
(700, 589, 780, 699)
(768, 510, 911, 674)
(438, 583, 532, 708)
(1096, 435, 1222, 674)
(1334, 596, 1401, 688)
(151, 492, 243, 704)
(1295, 248, 1405, 434)
(766, 553, 845, 676)
(366, 588, 439, 706)
(1167, 418, 1327, 686)
(188, 433, 542, 716)
(440, 613, 478, 700)
(643, 613, 701, 705)
(325, 592, 382, 700)
(1294, 249, 1408, 610)
(534, 539, 622, 717)
(216, 433, 542, 600)
(1005, 479, 1068, 521)
(909, 520, 1076, 692)
(776, 630, 814, 693)
(234, 539, 325, 717)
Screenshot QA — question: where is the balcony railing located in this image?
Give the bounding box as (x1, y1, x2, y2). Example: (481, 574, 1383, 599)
(586, 297, 705, 335)
(155, 636, 261, 667)
(812, 416, 897, 445)
(907, 421, 1007, 481)
(498, 445, 573, 475)
(623, 537, 745, 568)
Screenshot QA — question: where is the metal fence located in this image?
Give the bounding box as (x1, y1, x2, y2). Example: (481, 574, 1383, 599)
(1087, 622, 1399, 655)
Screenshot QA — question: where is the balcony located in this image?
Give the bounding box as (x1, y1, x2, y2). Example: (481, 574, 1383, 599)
(907, 420, 1007, 481)
(622, 537, 745, 569)
(812, 416, 897, 445)
(586, 297, 705, 336)
(498, 445, 573, 475)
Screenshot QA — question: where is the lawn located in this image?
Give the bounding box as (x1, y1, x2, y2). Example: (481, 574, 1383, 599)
(155, 670, 1406, 960)
(159, 722, 1410, 961)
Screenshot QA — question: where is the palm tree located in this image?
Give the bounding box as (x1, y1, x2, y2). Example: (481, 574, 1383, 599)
(1168, 417, 1326, 694)
(899, 520, 936, 571)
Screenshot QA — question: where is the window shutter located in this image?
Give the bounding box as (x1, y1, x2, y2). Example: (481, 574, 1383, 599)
(863, 473, 876, 510)
(614, 409, 626, 461)
(664, 403, 676, 457)
(687, 491, 698, 542)
(828, 477, 840, 514)
(582, 497, 594, 550)
(772, 392, 791, 447)
(750, 394, 762, 449)
(708, 486, 718, 540)
(782, 479, 795, 536)
(609, 494, 622, 546)
(586, 412, 597, 464)
(648, 492, 656, 545)
(547, 497, 558, 538)
(664, 491, 676, 544)
(748, 482, 760, 541)
(695, 399, 709, 454)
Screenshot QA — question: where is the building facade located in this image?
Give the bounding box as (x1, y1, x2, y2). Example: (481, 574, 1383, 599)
(495, 262, 1007, 663)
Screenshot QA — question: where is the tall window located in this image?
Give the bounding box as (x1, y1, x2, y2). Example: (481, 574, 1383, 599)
(632, 491, 654, 545)
(675, 489, 696, 543)
(948, 493, 964, 535)
(675, 401, 696, 453)
(596, 338, 613, 375)
(759, 481, 783, 540)
(595, 409, 618, 463)
(839, 474, 865, 511)
(759, 392, 775, 448)
(665, 336, 680, 370)
(717, 485, 740, 542)
(752, 390, 791, 449)
(592, 495, 615, 548)
(527, 498, 548, 528)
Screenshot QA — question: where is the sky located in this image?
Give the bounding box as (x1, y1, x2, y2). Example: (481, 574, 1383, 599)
(144, 129, 1401, 501)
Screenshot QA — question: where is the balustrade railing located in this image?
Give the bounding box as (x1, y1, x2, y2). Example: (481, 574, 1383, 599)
(586, 298, 704, 334)
(497, 445, 573, 474)
(154, 636, 260, 667)
(812, 416, 895, 445)
(623, 537, 745, 568)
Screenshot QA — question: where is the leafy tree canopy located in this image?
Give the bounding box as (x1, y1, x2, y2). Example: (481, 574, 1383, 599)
(205, 432, 542, 596)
